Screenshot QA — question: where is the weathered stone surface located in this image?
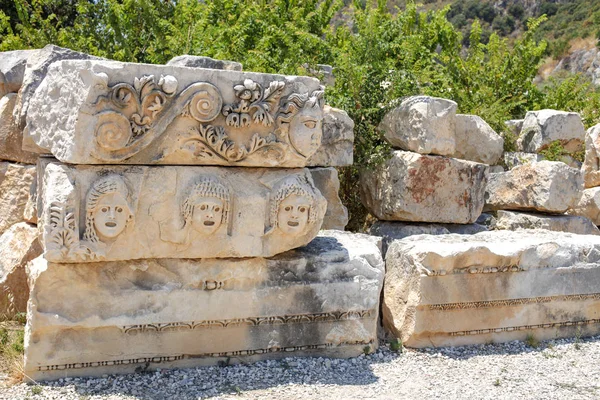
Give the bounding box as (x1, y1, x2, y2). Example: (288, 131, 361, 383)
(569, 187, 600, 225)
(26, 59, 327, 167)
(307, 105, 354, 167)
(360, 151, 488, 224)
(14, 45, 101, 128)
(0, 162, 36, 234)
(23, 174, 37, 224)
(379, 96, 457, 156)
(485, 161, 582, 213)
(38, 161, 326, 262)
(383, 230, 600, 348)
(0, 93, 38, 163)
(0, 49, 36, 95)
(503, 152, 544, 169)
(309, 168, 348, 230)
(488, 165, 505, 173)
(453, 114, 504, 165)
(582, 123, 600, 188)
(494, 210, 600, 235)
(24, 230, 384, 380)
(505, 119, 523, 137)
(166, 55, 243, 71)
(0, 222, 42, 317)
(517, 109, 585, 153)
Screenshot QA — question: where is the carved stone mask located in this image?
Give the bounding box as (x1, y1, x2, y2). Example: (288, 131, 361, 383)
(289, 105, 323, 158)
(277, 194, 310, 235)
(191, 197, 224, 235)
(93, 192, 132, 239)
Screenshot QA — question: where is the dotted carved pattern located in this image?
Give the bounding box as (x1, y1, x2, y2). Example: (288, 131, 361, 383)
(448, 319, 600, 337)
(427, 293, 600, 311)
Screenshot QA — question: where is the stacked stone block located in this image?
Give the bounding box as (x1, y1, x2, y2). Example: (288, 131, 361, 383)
(14, 54, 382, 380)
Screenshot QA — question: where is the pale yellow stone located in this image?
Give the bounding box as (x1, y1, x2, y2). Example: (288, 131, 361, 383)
(0, 162, 36, 234)
(0, 93, 38, 163)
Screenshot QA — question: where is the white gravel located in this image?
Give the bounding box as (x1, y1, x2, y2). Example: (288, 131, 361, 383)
(1, 335, 599, 400)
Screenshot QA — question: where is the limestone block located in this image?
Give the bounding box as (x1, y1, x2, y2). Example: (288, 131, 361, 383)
(14, 45, 102, 128)
(488, 165, 505, 173)
(0, 49, 36, 95)
(309, 167, 348, 230)
(504, 119, 523, 137)
(23, 176, 38, 224)
(453, 114, 504, 165)
(383, 230, 600, 348)
(379, 96, 457, 156)
(485, 161, 582, 213)
(517, 109, 585, 153)
(582, 124, 600, 188)
(569, 187, 600, 225)
(307, 105, 354, 167)
(25, 59, 327, 168)
(360, 151, 488, 224)
(0, 93, 38, 164)
(0, 162, 36, 234)
(24, 231, 384, 380)
(38, 161, 326, 262)
(503, 152, 544, 169)
(0, 222, 42, 317)
(494, 210, 600, 235)
(166, 55, 243, 71)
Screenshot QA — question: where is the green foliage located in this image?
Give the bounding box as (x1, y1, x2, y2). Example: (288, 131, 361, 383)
(539, 140, 567, 162)
(525, 333, 540, 348)
(389, 338, 403, 352)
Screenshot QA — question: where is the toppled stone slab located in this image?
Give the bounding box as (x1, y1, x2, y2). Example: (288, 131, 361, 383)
(0, 162, 36, 234)
(379, 96, 457, 156)
(360, 151, 488, 224)
(383, 230, 600, 348)
(0, 49, 36, 95)
(26, 59, 329, 167)
(167, 55, 243, 71)
(569, 187, 600, 225)
(453, 114, 503, 165)
(0, 93, 38, 163)
(307, 105, 354, 167)
(309, 167, 348, 230)
(494, 210, 600, 235)
(583, 123, 600, 188)
(24, 230, 384, 381)
(517, 109, 585, 153)
(485, 161, 582, 213)
(0, 222, 42, 317)
(38, 161, 327, 262)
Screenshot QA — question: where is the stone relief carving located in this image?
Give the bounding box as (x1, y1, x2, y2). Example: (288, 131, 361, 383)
(222, 79, 285, 128)
(267, 175, 319, 236)
(46, 202, 86, 260)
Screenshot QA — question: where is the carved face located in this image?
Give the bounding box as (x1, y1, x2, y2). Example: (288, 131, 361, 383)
(93, 192, 131, 239)
(277, 194, 310, 235)
(191, 197, 224, 235)
(289, 105, 323, 158)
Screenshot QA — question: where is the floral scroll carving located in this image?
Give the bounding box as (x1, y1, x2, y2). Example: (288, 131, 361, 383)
(222, 79, 285, 128)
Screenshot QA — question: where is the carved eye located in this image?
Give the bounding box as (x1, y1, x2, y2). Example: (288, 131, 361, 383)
(215, 207, 221, 212)
(116, 207, 123, 213)
(200, 204, 207, 211)
(303, 120, 317, 129)
(101, 207, 108, 213)
(299, 207, 307, 213)
(285, 206, 292, 212)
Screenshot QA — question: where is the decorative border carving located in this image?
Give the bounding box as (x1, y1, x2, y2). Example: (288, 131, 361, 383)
(120, 310, 375, 335)
(426, 293, 600, 311)
(427, 265, 524, 276)
(36, 340, 375, 372)
(448, 319, 600, 337)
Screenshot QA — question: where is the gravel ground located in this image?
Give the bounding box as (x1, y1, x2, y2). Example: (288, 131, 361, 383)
(1, 335, 599, 400)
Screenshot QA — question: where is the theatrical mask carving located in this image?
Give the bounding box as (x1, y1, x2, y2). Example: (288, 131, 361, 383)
(181, 177, 231, 236)
(268, 175, 319, 236)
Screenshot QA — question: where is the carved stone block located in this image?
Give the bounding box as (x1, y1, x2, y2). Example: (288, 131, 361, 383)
(25, 59, 332, 167)
(38, 161, 327, 262)
(0, 93, 38, 164)
(309, 167, 348, 230)
(383, 230, 600, 348)
(24, 231, 384, 380)
(307, 105, 354, 167)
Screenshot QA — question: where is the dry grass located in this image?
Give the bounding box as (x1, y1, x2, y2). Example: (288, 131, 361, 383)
(0, 320, 26, 385)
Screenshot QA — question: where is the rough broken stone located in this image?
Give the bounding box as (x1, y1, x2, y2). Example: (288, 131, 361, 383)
(25, 59, 327, 167)
(485, 161, 582, 213)
(23, 176, 37, 224)
(383, 230, 600, 348)
(307, 105, 354, 167)
(379, 96, 457, 156)
(0, 93, 38, 164)
(0, 49, 36, 95)
(38, 161, 327, 262)
(517, 109, 585, 153)
(24, 230, 384, 380)
(14, 45, 102, 128)
(360, 150, 488, 224)
(494, 210, 600, 235)
(453, 114, 504, 165)
(0, 162, 36, 234)
(569, 187, 600, 225)
(505, 119, 523, 137)
(166, 55, 243, 71)
(0, 222, 42, 317)
(503, 152, 545, 169)
(582, 123, 600, 188)
(309, 167, 348, 230)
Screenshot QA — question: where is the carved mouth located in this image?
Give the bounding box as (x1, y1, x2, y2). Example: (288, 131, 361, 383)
(203, 221, 215, 226)
(105, 221, 117, 228)
(287, 221, 299, 227)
